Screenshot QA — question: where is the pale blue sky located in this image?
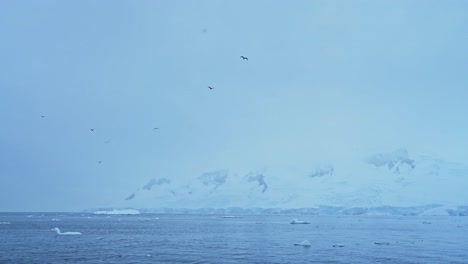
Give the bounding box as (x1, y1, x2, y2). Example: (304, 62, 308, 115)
(1, 1, 468, 211)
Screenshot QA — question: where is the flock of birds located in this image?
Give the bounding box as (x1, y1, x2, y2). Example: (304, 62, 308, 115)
(46, 56, 250, 237)
(40, 55, 247, 165)
(207, 55, 248, 91)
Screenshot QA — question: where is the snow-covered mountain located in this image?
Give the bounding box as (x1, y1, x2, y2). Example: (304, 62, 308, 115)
(110, 149, 468, 212)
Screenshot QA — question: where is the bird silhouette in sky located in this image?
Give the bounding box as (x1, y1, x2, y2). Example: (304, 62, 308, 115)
(90, 129, 94, 132)
(97, 161, 102, 164)
(208, 86, 214, 90)
(41, 115, 46, 118)
(154, 127, 159, 130)
(105, 140, 111, 143)
(240, 56, 248, 60)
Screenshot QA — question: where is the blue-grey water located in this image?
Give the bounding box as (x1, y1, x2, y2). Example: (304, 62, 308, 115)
(1, 213, 467, 263)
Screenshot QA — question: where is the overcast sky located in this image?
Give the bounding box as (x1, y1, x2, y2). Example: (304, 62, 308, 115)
(1, 0, 468, 211)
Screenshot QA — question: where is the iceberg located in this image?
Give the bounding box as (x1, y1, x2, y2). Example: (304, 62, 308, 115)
(290, 219, 310, 224)
(51, 227, 82, 236)
(294, 240, 311, 247)
(93, 209, 140, 215)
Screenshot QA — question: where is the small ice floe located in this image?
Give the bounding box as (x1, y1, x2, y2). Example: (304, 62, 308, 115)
(26, 215, 33, 218)
(51, 218, 61, 221)
(332, 244, 344, 248)
(0, 222, 11, 225)
(221, 216, 242, 218)
(422, 221, 432, 224)
(146, 254, 151, 257)
(51, 227, 82, 236)
(294, 240, 311, 247)
(290, 219, 310, 224)
(374, 242, 390, 245)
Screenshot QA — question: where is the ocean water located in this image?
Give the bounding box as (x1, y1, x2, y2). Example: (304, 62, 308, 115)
(0, 213, 467, 263)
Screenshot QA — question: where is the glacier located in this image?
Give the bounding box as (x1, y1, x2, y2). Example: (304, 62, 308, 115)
(105, 149, 468, 213)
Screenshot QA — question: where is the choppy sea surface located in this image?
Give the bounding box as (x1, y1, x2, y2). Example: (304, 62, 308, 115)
(1, 213, 467, 263)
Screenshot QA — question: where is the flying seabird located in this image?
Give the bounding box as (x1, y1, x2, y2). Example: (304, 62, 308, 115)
(154, 127, 159, 130)
(208, 86, 214, 90)
(97, 161, 102, 164)
(90, 129, 94, 132)
(41, 115, 46, 118)
(240, 56, 248, 60)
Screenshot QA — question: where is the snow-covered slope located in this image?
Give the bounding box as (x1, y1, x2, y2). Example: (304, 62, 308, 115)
(112, 149, 468, 211)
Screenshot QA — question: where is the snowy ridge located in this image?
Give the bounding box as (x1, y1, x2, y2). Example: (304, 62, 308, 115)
(86, 205, 468, 216)
(111, 149, 468, 210)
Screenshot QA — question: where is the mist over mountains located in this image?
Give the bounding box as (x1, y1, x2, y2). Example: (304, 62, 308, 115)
(103, 149, 468, 214)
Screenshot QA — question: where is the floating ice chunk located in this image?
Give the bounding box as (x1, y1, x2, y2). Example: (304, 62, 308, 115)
(0, 222, 11, 225)
(52, 218, 60, 221)
(290, 219, 310, 224)
(374, 242, 390, 245)
(51, 227, 82, 235)
(294, 240, 311, 247)
(332, 244, 344, 247)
